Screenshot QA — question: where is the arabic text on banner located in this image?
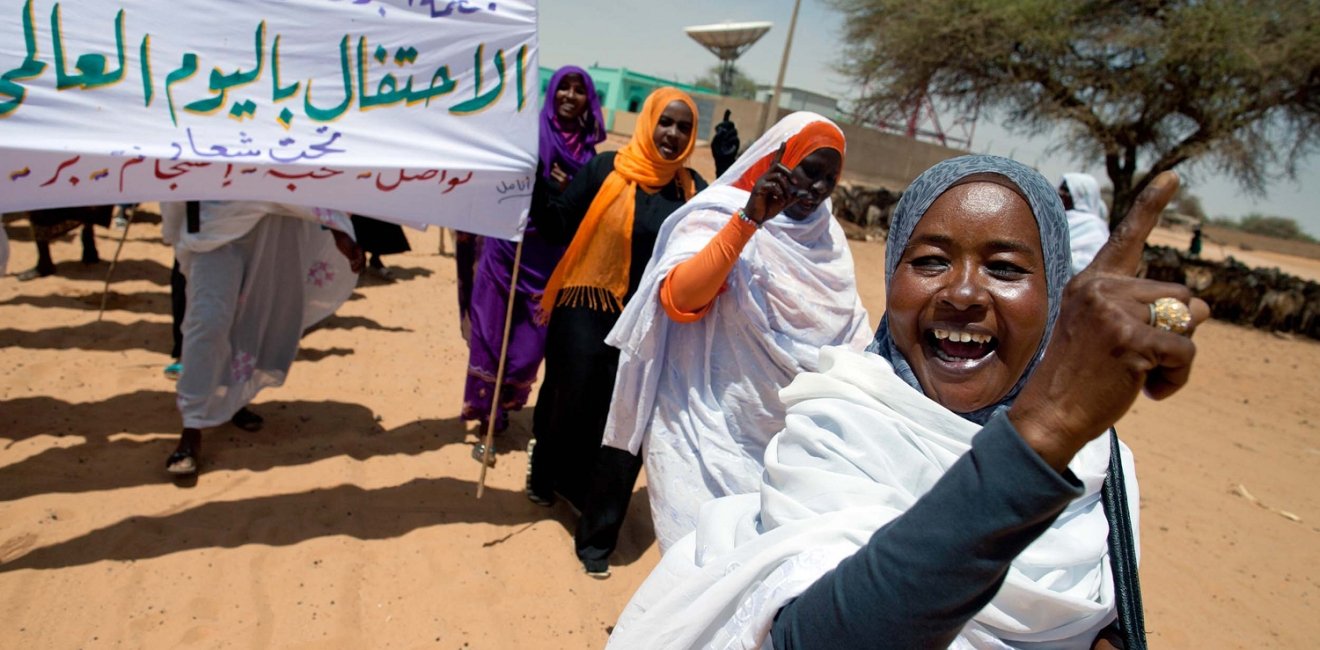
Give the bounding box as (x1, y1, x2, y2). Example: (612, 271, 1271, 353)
(0, 0, 539, 240)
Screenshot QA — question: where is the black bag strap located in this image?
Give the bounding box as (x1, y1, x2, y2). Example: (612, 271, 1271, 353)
(185, 201, 200, 234)
(1101, 429, 1147, 650)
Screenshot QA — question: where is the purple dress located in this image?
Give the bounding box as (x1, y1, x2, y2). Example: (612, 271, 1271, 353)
(461, 66, 606, 428)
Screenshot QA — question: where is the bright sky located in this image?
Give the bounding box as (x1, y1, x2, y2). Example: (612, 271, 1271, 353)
(539, 0, 1320, 237)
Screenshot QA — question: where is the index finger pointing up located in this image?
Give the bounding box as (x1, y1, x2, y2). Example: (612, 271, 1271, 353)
(772, 141, 788, 167)
(1086, 171, 1180, 277)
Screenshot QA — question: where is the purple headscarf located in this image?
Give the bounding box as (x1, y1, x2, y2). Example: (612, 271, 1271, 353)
(538, 66, 606, 184)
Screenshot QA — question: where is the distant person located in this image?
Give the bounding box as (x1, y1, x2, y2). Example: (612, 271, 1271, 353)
(1189, 223, 1204, 258)
(462, 65, 606, 438)
(350, 214, 413, 280)
(17, 206, 112, 281)
(526, 87, 706, 578)
(161, 201, 363, 476)
(601, 112, 871, 553)
(1059, 172, 1110, 273)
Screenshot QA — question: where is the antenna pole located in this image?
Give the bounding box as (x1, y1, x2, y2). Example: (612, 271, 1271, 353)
(762, 0, 802, 134)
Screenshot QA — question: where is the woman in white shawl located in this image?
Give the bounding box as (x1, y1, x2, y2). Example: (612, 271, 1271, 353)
(1059, 173, 1110, 273)
(161, 201, 364, 475)
(605, 156, 1209, 649)
(599, 112, 871, 554)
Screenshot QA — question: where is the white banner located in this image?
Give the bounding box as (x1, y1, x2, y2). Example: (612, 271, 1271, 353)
(0, 0, 539, 240)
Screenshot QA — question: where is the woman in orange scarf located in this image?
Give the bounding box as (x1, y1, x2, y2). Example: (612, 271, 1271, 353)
(527, 88, 706, 568)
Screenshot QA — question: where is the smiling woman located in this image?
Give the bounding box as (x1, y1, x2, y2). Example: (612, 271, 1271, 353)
(886, 177, 1050, 415)
(604, 155, 1210, 649)
(459, 65, 605, 437)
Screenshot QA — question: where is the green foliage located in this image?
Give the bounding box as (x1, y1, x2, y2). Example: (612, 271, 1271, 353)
(1209, 213, 1316, 243)
(1173, 187, 1207, 222)
(694, 65, 759, 100)
(1237, 214, 1317, 242)
(829, 0, 1320, 224)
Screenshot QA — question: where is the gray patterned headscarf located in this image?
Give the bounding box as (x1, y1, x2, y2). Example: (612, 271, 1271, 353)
(867, 155, 1073, 424)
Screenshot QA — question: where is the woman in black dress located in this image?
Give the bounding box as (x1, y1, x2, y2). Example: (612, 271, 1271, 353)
(527, 87, 706, 575)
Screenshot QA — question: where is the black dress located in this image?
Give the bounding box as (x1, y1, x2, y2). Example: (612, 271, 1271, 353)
(349, 214, 412, 256)
(529, 152, 706, 560)
(28, 206, 112, 242)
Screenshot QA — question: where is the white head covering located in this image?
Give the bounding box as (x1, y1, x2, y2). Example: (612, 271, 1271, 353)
(602, 112, 872, 549)
(1061, 173, 1110, 273)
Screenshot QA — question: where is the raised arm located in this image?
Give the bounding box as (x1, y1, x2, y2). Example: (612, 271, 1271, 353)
(537, 152, 611, 246)
(660, 143, 801, 320)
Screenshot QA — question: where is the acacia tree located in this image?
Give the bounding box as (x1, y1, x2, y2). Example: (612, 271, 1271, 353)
(694, 65, 760, 100)
(830, 0, 1320, 224)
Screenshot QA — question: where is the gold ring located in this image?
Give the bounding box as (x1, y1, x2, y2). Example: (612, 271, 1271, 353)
(1149, 297, 1191, 335)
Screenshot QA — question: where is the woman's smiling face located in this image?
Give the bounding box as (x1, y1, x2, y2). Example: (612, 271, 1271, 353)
(887, 180, 1049, 414)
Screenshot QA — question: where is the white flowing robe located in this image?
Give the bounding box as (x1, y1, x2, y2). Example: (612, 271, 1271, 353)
(162, 201, 357, 429)
(603, 113, 872, 552)
(1061, 173, 1110, 274)
(606, 346, 1138, 650)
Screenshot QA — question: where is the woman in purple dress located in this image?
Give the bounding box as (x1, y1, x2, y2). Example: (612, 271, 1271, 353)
(462, 66, 607, 434)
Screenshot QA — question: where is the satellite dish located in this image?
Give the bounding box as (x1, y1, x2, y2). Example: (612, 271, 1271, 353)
(684, 21, 773, 96)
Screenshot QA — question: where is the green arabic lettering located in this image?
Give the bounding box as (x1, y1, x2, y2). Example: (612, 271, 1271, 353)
(358, 36, 407, 110)
(449, 44, 505, 115)
(271, 35, 301, 102)
(51, 4, 126, 90)
(0, 0, 49, 117)
(304, 36, 354, 122)
(184, 21, 265, 115)
(421, 66, 456, 107)
(515, 44, 527, 112)
(164, 52, 199, 126)
(139, 35, 152, 106)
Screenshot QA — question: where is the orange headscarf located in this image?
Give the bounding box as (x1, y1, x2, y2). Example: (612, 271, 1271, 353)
(731, 120, 846, 192)
(540, 87, 699, 318)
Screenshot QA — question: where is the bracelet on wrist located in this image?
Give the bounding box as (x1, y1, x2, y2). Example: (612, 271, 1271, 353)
(734, 208, 759, 228)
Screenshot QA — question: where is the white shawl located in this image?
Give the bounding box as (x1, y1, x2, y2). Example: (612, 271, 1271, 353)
(606, 346, 1137, 649)
(1061, 173, 1109, 274)
(602, 113, 872, 550)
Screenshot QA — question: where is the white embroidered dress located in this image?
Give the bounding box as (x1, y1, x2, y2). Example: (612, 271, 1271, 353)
(163, 201, 357, 429)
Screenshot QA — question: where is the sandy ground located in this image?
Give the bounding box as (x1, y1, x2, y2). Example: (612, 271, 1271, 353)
(1, 214, 1318, 650)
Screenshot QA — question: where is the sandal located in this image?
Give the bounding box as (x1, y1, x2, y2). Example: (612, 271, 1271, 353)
(583, 559, 611, 579)
(166, 429, 201, 475)
(524, 439, 556, 506)
(526, 489, 554, 507)
(471, 442, 497, 467)
(17, 266, 54, 282)
(231, 407, 264, 432)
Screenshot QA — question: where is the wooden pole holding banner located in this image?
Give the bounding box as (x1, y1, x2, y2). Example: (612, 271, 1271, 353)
(96, 205, 135, 322)
(476, 237, 526, 498)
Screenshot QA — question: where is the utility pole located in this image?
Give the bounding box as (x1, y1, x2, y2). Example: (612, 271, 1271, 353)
(762, 0, 802, 134)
